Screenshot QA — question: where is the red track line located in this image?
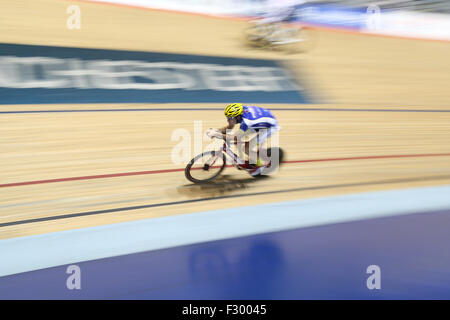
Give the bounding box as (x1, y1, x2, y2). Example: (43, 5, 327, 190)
(1, 152, 450, 189)
(0, 168, 183, 188)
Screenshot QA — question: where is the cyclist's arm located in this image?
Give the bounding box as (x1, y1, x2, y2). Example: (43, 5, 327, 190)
(223, 128, 246, 144)
(219, 121, 235, 134)
(218, 118, 238, 140)
(217, 123, 246, 142)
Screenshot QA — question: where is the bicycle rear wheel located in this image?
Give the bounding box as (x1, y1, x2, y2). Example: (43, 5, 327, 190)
(185, 151, 227, 184)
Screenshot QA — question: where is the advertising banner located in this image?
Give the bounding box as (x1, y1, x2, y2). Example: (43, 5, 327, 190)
(0, 43, 308, 104)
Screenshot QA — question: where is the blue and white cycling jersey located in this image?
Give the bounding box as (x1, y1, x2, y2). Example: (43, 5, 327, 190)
(239, 105, 278, 132)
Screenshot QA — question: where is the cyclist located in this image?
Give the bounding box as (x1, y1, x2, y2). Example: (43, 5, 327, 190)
(206, 103, 281, 176)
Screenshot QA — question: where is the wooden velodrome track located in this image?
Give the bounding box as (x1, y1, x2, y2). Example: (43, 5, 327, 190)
(1, 0, 450, 240)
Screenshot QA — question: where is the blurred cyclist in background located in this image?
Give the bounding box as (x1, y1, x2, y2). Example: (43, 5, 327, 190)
(206, 103, 280, 176)
(250, 0, 307, 45)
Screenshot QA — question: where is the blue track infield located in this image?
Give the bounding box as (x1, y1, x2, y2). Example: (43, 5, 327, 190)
(0, 208, 449, 299)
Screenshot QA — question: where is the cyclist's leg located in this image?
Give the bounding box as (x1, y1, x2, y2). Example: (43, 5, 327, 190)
(239, 130, 257, 165)
(248, 126, 281, 176)
(248, 126, 280, 166)
(258, 126, 280, 164)
(233, 128, 261, 166)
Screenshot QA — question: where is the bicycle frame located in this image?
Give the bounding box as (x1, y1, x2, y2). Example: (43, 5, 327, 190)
(211, 137, 257, 172)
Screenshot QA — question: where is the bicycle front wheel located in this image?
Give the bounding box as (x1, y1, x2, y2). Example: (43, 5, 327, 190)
(185, 151, 227, 184)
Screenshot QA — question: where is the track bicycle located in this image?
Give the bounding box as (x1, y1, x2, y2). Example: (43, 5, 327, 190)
(185, 136, 284, 184)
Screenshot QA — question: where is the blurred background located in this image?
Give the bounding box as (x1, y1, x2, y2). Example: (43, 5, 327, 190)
(0, 0, 449, 300)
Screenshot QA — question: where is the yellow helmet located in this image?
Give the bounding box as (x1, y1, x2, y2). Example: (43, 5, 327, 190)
(224, 103, 244, 118)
